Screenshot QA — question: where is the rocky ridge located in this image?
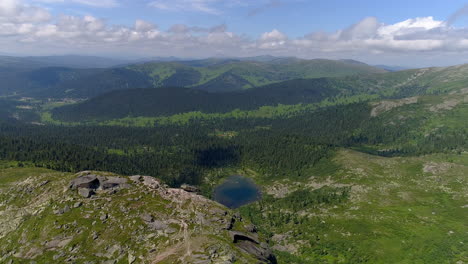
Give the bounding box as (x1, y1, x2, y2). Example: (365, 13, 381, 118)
(0, 169, 276, 263)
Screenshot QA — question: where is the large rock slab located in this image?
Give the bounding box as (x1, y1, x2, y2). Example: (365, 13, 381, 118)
(99, 177, 130, 190)
(70, 175, 99, 190)
(230, 231, 276, 263)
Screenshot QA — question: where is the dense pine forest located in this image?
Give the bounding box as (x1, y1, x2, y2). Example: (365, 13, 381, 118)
(1, 100, 466, 188)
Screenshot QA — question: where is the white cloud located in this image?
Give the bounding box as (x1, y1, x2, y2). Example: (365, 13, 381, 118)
(258, 29, 287, 49)
(3, 0, 468, 66)
(32, 0, 118, 8)
(149, 0, 222, 14)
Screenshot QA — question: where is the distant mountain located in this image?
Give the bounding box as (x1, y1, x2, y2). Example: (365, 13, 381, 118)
(0, 58, 387, 98)
(374, 65, 409, 72)
(0, 55, 131, 69)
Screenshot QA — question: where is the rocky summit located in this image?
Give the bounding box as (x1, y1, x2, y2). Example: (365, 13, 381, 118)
(0, 169, 276, 264)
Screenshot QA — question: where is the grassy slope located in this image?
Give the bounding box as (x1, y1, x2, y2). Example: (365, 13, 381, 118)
(241, 149, 468, 264)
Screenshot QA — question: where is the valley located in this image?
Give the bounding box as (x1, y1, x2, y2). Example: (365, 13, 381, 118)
(0, 56, 467, 263)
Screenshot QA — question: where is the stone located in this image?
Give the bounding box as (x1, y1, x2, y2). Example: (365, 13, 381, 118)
(180, 184, 200, 193)
(141, 213, 153, 223)
(221, 217, 235, 230)
(53, 252, 65, 260)
(128, 252, 136, 264)
(148, 220, 168, 231)
(54, 205, 71, 215)
(245, 224, 257, 233)
(73, 202, 82, 208)
(78, 188, 94, 198)
(99, 177, 129, 190)
(70, 175, 99, 190)
(230, 231, 276, 264)
(129, 175, 142, 183)
(141, 176, 161, 189)
(100, 213, 108, 221)
(236, 241, 276, 264)
(39, 180, 50, 187)
(230, 231, 260, 244)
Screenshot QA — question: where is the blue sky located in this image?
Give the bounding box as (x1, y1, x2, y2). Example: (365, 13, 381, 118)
(2, 0, 468, 66)
(40, 0, 468, 37)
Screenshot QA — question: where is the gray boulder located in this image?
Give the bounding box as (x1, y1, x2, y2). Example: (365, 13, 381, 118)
(141, 213, 154, 223)
(78, 188, 94, 198)
(180, 184, 200, 193)
(70, 175, 99, 190)
(99, 177, 130, 190)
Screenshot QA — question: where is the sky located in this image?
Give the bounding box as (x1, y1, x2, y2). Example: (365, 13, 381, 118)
(2, 0, 468, 67)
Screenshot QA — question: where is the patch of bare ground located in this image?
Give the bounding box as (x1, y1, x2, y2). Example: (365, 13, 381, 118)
(264, 182, 296, 198)
(371, 96, 419, 117)
(271, 232, 299, 255)
(423, 162, 452, 174)
(429, 98, 462, 112)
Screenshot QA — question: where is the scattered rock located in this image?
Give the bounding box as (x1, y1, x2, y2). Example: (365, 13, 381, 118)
(73, 202, 83, 208)
(54, 205, 71, 215)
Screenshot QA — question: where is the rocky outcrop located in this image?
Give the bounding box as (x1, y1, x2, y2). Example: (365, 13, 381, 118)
(231, 231, 277, 264)
(1, 171, 276, 264)
(70, 172, 131, 198)
(69, 174, 100, 190)
(180, 184, 200, 193)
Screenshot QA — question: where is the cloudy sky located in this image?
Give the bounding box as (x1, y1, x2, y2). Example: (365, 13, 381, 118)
(2, 0, 468, 67)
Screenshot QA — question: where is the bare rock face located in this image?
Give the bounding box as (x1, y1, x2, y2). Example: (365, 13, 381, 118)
(98, 177, 130, 190)
(180, 184, 200, 193)
(70, 173, 132, 198)
(230, 231, 277, 264)
(69, 175, 99, 190)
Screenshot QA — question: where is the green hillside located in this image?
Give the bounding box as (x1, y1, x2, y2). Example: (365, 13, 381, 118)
(48, 63, 468, 124)
(0, 57, 385, 98)
(50, 79, 341, 122)
(131, 58, 387, 92)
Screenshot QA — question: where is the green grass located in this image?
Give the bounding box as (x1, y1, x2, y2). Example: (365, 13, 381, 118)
(240, 149, 468, 264)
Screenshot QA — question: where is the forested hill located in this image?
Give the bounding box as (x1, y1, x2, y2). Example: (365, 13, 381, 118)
(0, 57, 385, 98)
(50, 63, 468, 122)
(51, 79, 341, 122)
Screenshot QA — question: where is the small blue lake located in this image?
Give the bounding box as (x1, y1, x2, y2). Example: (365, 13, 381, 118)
(213, 175, 261, 209)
